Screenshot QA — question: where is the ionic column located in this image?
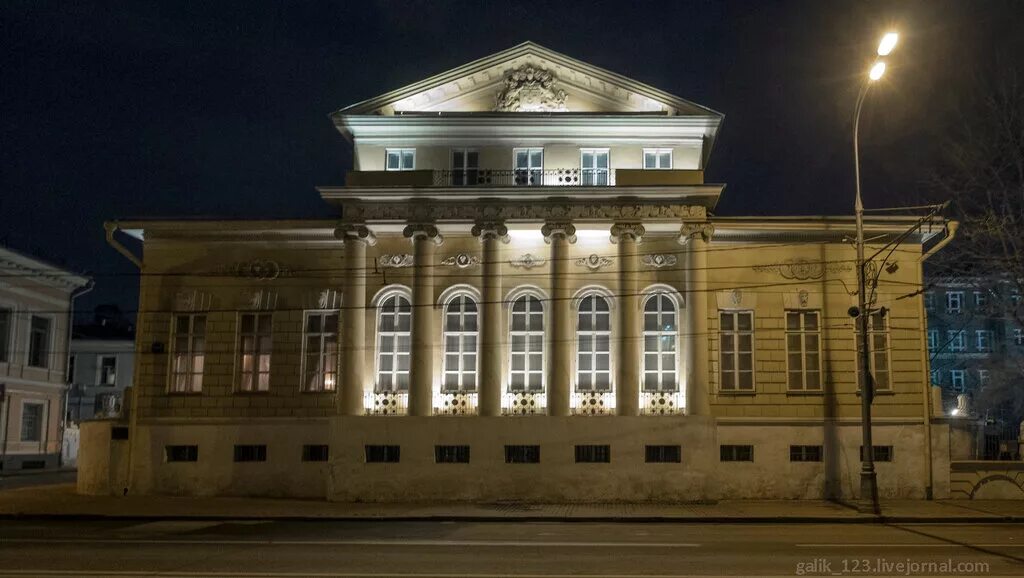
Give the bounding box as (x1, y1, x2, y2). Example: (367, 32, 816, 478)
(472, 222, 510, 417)
(611, 223, 645, 416)
(334, 224, 377, 416)
(679, 223, 714, 416)
(542, 221, 576, 417)
(404, 224, 444, 417)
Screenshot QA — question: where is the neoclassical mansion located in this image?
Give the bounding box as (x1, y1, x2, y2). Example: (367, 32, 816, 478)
(84, 42, 954, 501)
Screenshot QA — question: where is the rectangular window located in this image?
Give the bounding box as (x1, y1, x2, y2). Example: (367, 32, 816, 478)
(165, 445, 198, 462)
(948, 330, 966, 352)
(643, 148, 672, 169)
(171, 314, 206, 393)
(365, 445, 400, 463)
(946, 291, 963, 313)
(785, 310, 821, 391)
(27, 316, 51, 368)
(98, 355, 117, 386)
(860, 445, 893, 462)
(974, 291, 987, 307)
(720, 444, 754, 462)
(504, 445, 540, 464)
(20, 403, 43, 442)
(927, 330, 938, 352)
(976, 330, 993, 352)
(303, 311, 339, 392)
(434, 445, 471, 464)
(302, 445, 329, 462)
(951, 369, 966, 392)
(645, 445, 681, 463)
(923, 292, 934, 311)
(513, 148, 543, 186)
(0, 307, 11, 363)
(385, 148, 415, 171)
(856, 311, 891, 392)
(233, 444, 267, 462)
(238, 313, 272, 392)
(451, 148, 479, 186)
(790, 445, 823, 462)
(719, 311, 754, 391)
(580, 149, 609, 186)
(575, 445, 611, 463)
(978, 369, 990, 388)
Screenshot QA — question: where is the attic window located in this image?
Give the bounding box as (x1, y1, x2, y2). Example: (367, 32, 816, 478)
(643, 149, 672, 169)
(386, 149, 415, 171)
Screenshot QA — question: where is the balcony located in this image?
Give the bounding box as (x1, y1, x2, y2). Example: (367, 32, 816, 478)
(344, 168, 704, 188)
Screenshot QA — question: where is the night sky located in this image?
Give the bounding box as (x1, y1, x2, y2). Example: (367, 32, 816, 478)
(2, 1, 1022, 315)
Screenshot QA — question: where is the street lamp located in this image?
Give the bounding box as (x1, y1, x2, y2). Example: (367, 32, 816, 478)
(853, 31, 897, 515)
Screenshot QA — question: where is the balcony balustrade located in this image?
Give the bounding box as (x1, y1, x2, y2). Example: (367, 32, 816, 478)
(344, 168, 703, 188)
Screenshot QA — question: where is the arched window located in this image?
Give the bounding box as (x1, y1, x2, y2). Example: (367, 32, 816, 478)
(443, 295, 478, 392)
(577, 295, 611, 391)
(509, 295, 544, 392)
(643, 294, 678, 391)
(376, 294, 411, 391)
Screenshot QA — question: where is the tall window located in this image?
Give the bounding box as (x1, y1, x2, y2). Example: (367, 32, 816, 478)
(509, 295, 544, 392)
(443, 295, 478, 392)
(303, 311, 339, 392)
(171, 314, 205, 393)
(643, 148, 672, 169)
(946, 291, 963, 313)
(451, 149, 479, 186)
(719, 311, 754, 391)
(643, 294, 677, 391)
(20, 402, 43, 442)
(951, 369, 965, 392)
(978, 369, 990, 388)
(976, 330, 993, 352)
(27, 316, 51, 368)
(857, 311, 891, 392)
(377, 294, 411, 392)
(948, 330, 966, 352)
(927, 330, 939, 352)
(924, 291, 935, 310)
(974, 291, 988, 307)
(0, 307, 10, 363)
(238, 313, 272, 392)
(513, 148, 543, 186)
(786, 310, 821, 391)
(385, 148, 415, 171)
(577, 295, 611, 391)
(98, 355, 117, 386)
(580, 149, 609, 186)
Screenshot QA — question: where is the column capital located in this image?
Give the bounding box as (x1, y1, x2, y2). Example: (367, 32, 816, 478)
(678, 222, 715, 245)
(542, 221, 577, 244)
(334, 223, 377, 246)
(471, 221, 510, 244)
(403, 223, 444, 245)
(610, 223, 646, 244)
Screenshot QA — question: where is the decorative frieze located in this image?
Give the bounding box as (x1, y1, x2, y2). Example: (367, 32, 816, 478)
(752, 258, 853, 280)
(642, 254, 678, 268)
(575, 254, 613, 271)
(342, 202, 705, 223)
(509, 253, 546, 270)
(441, 253, 479, 268)
(378, 254, 414, 268)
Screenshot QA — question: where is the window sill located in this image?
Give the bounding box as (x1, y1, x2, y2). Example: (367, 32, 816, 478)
(716, 390, 757, 396)
(166, 391, 202, 396)
(234, 390, 270, 395)
(786, 390, 824, 396)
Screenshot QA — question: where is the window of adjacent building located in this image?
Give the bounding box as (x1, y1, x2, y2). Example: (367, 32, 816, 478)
(450, 148, 479, 186)
(68, 354, 76, 383)
(513, 148, 543, 186)
(927, 330, 939, 352)
(233, 444, 267, 462)
(577, 295, 611, 392)
(302, 445, 329, 462)
(171, 314, 206, 393)
(509, 295, 544, 392)
(20, 402, 43, 442)
(385, 148, 415, 171)
(974, 291, 988, 307)
(365, 445, 400, 463)
(948, 330, 966, 353)
(165, 445, 198, 462)
(951, 369, 966, 392)
(434, 445, 470, 464)
(0, 307, 11, 363)
(303, 311, 339, 392)
(27, 316, 51, 368)
(719, 311, 754, 392)
(580, 149, 609, 186)
(930, 369, 941, 385)
(946, 291, 963, 313)
(643, 148, 673, 169)
(645, 445, 681, 463)
(785, 310, 822, 391)
(978, 369, 990, 388)
(976, 330, 993, 352)
(504, 445, 540, 464)
(97, 355, 117, 386)
(377, 294, 411, 392)
(238, 313, 272, 392)
(575, 445, 611, 463)
(643, 294, 678, 392)
(857, 311, 891, 392)
(860, 445, 893, 462)
(923, 291, 934, 311)
(443, 295, 478, 392)
(790, 445, 823, 462)
(1016, 328, 1023, 346)
(720, 444, 754, 462)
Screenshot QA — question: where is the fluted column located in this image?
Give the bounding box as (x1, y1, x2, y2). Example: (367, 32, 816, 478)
(404, 224, 444, 417)
(679, 222, 714, 416)
(611, 223, 645, 416)
(472, 222, 510, 417)
(542, 221, 576, 417)
(334, 224, 377, 416)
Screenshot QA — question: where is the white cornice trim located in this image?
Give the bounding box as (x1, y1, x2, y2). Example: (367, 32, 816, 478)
(319, 184, 724, 203)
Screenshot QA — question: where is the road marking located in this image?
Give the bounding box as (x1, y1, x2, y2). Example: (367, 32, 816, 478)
(0, 538, 699, 548)
(796, 543, 1024, 548)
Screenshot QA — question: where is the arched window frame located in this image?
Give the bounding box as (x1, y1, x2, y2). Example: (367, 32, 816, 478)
(573, 286, 615, 393)
(438, 285, 481, 393)
(641, 285, 683, 393)
(372, 285, 412, 393)
(505, 286, 547, 393)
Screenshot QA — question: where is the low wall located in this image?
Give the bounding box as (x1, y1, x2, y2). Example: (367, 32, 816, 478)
(950, 461, 1024, 499)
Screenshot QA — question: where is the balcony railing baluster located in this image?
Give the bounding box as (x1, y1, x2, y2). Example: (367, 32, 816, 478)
(434, 168, 596, 187)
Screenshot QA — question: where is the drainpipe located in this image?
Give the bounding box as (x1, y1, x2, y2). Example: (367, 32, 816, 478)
(918, 221, 959, 499)
(59, 279, 95, 468)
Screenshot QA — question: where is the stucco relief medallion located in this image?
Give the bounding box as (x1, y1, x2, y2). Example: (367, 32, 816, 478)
(642, 254, 678, 268)
(576, 254, 613, 271)
(494, 65, 568, 112)
(217, 259, 286, 280)
(378, 254, 414, 268)
(509, 253, 546, 270)
(730, 289, 743, 306)
(441, 253, 479, 268)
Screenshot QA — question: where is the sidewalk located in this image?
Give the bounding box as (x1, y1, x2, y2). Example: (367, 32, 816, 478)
(2, 483, 1023, 523)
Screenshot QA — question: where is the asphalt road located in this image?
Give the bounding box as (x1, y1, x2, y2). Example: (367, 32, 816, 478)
(0, 470, 77, 491)
(0, 519, 1022, 577)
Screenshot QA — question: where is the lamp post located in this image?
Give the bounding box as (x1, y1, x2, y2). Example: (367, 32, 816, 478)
(854, 31, 897, 514)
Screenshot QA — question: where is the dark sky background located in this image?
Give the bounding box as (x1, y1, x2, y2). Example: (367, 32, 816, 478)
(2, 0, 1022, 317)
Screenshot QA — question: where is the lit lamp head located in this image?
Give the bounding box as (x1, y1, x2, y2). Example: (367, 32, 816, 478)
(877, 32, 899, 56)
(868, 61, 886, 82)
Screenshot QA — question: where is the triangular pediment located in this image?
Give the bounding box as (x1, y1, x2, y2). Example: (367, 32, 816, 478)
(336, 42, 720, 118)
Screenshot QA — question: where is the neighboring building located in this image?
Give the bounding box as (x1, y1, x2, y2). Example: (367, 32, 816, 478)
(68, 306, 135, 423)
(0, 246, 90, 471)
(86, 42, 955, 500)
